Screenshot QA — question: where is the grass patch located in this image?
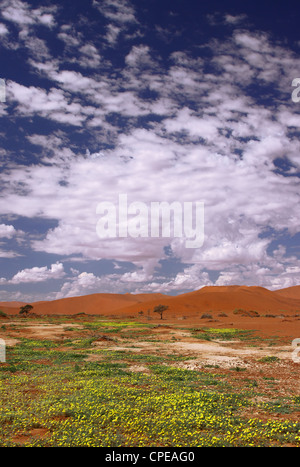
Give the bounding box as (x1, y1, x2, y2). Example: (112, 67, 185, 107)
(191, 327, 256, 341)
(258, 356, 280, 363)
(4, 338, 88, 368)
(83, 320, 151, 330)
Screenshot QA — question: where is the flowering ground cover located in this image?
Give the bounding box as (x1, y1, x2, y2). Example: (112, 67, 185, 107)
(0, 316, 299, 447)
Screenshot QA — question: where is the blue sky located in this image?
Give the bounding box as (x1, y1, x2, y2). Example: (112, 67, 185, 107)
(0, 0, 300, 302)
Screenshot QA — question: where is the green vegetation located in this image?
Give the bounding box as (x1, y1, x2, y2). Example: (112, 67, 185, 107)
(191, 327, 256, 342)
(19, 304, 33, 316)
(0, 317, 299, 447)
(258, 356, 280, 363)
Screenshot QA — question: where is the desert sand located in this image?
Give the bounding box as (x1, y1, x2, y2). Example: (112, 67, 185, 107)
(1, 285, 300, 339)
(1, 283, 300, 448)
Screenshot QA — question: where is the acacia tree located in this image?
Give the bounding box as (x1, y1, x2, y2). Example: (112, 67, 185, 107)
(19, 304, 33, 316)
(153, 304, 169, 320)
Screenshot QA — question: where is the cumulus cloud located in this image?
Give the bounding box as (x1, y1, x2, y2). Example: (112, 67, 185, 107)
(1, 4, 300, 298)
(0, 224, 16, 238)
(8, 262, 66, 284)
(7, 81, 87, 126)
(1, 0, 56, 28)
(0, 23, 9, 35)
(93, 0, 137, 45)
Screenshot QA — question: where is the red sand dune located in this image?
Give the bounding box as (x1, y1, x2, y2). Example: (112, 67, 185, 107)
(0, 292, 167, 316)
(274, 285, 300, 300)
(109, 285, 300, 317)
(1, 285, 300, 317)
(0, 301, 27, 308)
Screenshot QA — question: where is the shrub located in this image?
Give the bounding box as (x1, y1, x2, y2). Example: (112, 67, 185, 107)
(19, 304, 33, 316)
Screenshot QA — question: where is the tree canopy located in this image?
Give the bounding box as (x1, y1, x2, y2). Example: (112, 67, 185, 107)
(19, 304, 33, 316)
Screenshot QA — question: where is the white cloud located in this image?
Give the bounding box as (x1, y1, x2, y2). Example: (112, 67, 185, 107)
(125, 45, 153, 67)
(105, 24, 122, 45)
(93, 0, 137, 45)
(7, 81, 87, 126)
(78, 44, 102, 68)
(57, 271, 115, 298)
(163, 107, 219, 141)
(20, 36, 52, 62)
(1, 0, 56, 28)
(224, 14, 247, 25)
(0, 23, 9, 35)
(1, 89, 300, 288)
(0, 249, 22, 258)
(2, 19, 300, 296)
(0, 224, 16, 238)
(9, 262, 65, 284)
(93, 0, 136, 24)
(234, 31, 266, 51)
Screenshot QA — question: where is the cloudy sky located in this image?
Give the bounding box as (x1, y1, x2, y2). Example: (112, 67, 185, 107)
(0, 0, 300, 302)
